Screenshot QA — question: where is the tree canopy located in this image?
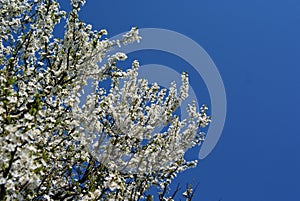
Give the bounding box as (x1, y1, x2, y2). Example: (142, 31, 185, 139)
(0, 0, 210, 200)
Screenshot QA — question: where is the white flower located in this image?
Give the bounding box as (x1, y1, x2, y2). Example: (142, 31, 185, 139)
(0, 0, 210, 199)
(7, 96, 17, 103)
(0, 177, 6, 185)
(5, 125, 17, 133)
(24, 113, 34, 120)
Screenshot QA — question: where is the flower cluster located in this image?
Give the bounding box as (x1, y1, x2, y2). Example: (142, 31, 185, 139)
(0, 0, 210, 200)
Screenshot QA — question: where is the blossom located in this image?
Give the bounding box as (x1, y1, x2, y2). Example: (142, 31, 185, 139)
(0, 0, 210, 200)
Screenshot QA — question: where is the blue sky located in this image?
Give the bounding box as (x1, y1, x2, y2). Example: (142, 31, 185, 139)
(58, 0, 300, 200)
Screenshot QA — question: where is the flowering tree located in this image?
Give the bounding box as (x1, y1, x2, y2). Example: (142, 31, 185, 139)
(0, 0, 211, 200)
